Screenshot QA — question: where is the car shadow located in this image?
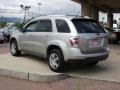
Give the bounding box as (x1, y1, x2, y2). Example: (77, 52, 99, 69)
(19, 53, 109, 74)
(20, 53, 48, 65)
(64, 62, 109, 74)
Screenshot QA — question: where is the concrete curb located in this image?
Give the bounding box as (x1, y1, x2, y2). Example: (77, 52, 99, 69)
(68, 75, 120, 84)
(29, 73, 69, 82)
(0, 69, 69, 82)
(0, 69, 28, 80)
(1, 68, 120, 83)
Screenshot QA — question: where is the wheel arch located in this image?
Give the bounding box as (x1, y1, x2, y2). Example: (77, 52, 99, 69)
(46, 42, 69, 61)
(47, 45, 62, 57)
(10, 38, 17, 44)
(10, 37, 20, 50)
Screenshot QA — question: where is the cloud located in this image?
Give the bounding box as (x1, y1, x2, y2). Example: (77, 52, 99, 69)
(0, 0, 81, 18)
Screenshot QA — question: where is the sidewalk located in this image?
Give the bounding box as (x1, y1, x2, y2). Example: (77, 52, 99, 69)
(0, 53, 69, 82)
(0, 76, 120, 90)
(1, 44, 120, 84)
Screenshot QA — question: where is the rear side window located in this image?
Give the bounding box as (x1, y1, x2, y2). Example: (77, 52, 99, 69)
(72, 19, 105, 33)
(56, 19, 70, 33)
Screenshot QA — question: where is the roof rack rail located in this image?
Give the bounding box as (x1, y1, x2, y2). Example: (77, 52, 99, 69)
(46, 14, 79, 17)
(80, 16, 90, 18)
(47, 15, 66, 17)
(66, 15, 78, 16)
(66, 15, 90, 18)
(45, 14, 91, 18)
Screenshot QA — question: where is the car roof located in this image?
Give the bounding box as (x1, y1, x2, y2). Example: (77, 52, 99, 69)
(30, 15, 94, 22)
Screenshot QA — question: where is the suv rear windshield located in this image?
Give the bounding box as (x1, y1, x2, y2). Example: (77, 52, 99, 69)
(72, 19, 105, 33)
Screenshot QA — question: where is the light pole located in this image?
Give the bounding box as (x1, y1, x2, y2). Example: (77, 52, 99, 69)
(38, 3, 41, 16)
(20, 4, 31, 23)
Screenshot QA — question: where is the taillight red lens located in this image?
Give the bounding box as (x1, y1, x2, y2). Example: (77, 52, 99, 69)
(69, 37, 79, 47)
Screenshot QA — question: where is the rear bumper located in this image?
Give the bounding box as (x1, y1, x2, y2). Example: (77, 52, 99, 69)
(65, 48, 109, 62)
(67, 55, 108, 63)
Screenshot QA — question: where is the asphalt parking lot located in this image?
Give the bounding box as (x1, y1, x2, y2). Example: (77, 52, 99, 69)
(0, 43, 120, 83)
(65, 44, 120, 82)
(0, 43, 9, 54)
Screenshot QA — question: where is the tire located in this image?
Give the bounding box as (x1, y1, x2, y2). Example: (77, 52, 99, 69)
(10, 40, 21, 56)
(48, 49, 65, 72)
(87, 61, 99, 66)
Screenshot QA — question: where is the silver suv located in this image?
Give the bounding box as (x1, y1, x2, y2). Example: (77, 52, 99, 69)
(10, 16, 109, 72)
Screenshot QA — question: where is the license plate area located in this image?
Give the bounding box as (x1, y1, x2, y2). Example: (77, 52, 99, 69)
(89, 38, 103, 48)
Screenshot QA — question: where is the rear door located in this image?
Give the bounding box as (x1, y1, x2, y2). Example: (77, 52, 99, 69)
(72, 19, 108, 54)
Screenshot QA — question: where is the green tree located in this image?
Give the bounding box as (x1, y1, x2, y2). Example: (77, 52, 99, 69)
(13, 22, 25, 29)
(0, 22, 7, 28)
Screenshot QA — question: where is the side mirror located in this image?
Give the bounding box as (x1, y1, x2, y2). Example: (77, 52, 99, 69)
(19, 27, 25, 33)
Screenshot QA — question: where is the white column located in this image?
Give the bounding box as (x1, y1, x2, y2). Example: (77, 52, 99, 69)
(81, 1, 99, 21)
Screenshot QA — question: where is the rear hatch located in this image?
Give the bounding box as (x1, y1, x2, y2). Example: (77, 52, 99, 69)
(72, 19, 108, 54)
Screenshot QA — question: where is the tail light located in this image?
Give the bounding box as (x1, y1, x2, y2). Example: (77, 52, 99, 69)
(69, 37, 79, 48)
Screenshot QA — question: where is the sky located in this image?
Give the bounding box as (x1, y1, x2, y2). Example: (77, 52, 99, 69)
(0, 0, 81, 18)
(0, 0, 119, 22)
